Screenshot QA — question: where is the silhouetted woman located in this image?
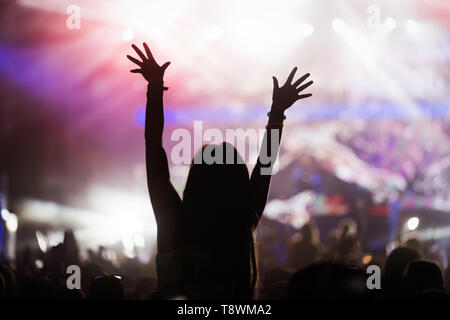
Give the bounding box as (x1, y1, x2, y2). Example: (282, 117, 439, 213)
(127, 43, 313, 299)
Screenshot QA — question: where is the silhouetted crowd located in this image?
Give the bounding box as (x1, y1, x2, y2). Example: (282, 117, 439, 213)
(1, 221, 450, 300)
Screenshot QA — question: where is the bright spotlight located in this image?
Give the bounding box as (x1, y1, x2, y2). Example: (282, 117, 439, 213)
(1, 208, 9, 221)
(362, 254, 372, 264)
(405, 19, 418, 34)
(6, 213, 18, 232)
(332, 18, 345, 33)
(203, 25, 223, 41)
(121, 28, 135, 42)
(35, 259, 44, 269)
(36, 230, 48, 253)
(385, 17, 396, 30)
(299, 23, 314, 37)
(407, 217, 419, 231)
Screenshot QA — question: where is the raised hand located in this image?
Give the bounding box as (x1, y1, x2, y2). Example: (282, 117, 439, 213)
(271, 67, 313, 114)
(127, 42, 171, 83)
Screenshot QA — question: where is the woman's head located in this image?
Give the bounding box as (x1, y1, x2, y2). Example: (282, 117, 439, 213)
(183, 142, 254, 241)
(181, 142, 257, 298)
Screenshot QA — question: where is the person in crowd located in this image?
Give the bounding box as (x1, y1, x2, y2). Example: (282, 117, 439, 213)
(287, 222, 320, 271)
(382, 246, 420, 298)
(259, 267, 291, 299)
(287, 262, 370, 300)
(127, 42, 313, 299)
(320, 219, 360, 265)
(88, 274, 125, 300)
(405, 260, 445, 296)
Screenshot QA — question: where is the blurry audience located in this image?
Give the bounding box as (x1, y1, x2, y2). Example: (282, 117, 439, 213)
(382, 246, 421, 297)
(405, 260, 445, 297)
(1, 221, 449, 300)
(287, 223, 320, 271)
(287, 262, 369, 300)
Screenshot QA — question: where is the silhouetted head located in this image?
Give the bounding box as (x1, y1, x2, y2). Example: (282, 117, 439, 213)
(181, 142, 257, 299)
(383, 246, 420, 296)
(301, 224, 313, 242)
(405, 260, 444, 293)
(300, 223, 320, 244)
(88, 274, 124, 300)
(63, 229, 80, 265)
(384, 247, 420, 280)
(261, 268, 291, 299)
(183, 142, 255, 236)
(287, 262, 369, 299)
(337, 217, 357, 238)
(404, 238, 422, 254)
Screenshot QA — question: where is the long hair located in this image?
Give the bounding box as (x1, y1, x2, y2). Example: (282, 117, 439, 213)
(181, 142, 258, 299)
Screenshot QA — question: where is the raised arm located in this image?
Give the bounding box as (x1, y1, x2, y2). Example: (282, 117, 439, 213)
(127, 43, 182, 253)
(250, 67, 313, 222)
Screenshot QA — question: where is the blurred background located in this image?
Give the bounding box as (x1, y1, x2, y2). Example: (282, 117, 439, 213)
(0, 0, 449, 278)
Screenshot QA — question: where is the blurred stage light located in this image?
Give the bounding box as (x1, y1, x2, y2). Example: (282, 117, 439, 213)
(218, 0, 308, 61)
(332, 18, 346, 33)
(102, 249, 118, 265)
(122, 234, 136, 258)
(6, 213, 18, 232)
(336, 166, 354, 180)
(134, 234, 145, 247)
(203, 25, 223, 41)
(20, 194, 156, 254)
(405, 19, 418, 34)
(362, 254, 372, 264)
(35, 259, 44, 269)
(418, 226, 450, 241)
(121, 28, 135, 42)
(264, 191, 313, 228)
(385, 17, 396, 30)
(35, 230, 48, 253)
(1, 208, 9, 221)
(406, 217, 419, 231)
(47, 231, 64, 247)
(331, 17, 379, 73)
(299, 23, 314, 37)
